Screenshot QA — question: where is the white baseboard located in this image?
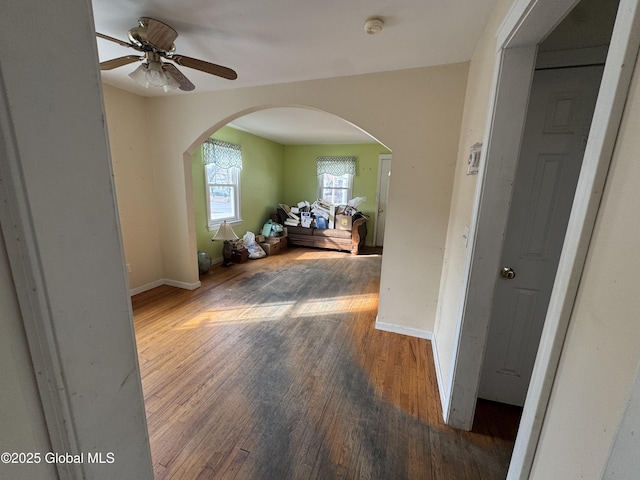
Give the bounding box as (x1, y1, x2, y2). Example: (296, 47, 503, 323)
(129, 279, 164, 296)
(129, 278, 201, 296)
(431, 336, 450, 419)
(163, 278, 201, 290)
(374, 319, 432, 340)
(375, 317, 449, 419)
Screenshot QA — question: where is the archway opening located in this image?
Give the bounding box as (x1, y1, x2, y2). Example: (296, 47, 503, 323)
(184, 105, 391, 268)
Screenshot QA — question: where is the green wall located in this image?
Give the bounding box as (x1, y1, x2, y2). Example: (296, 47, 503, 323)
(192, 126, 284, 259)
(283, 143, 391, 245)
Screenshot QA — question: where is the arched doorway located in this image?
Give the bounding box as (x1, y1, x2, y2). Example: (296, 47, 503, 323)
(184, 106, 389, 268)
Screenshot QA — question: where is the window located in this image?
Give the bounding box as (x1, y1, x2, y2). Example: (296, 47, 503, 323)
(317, 173, 353, 204)
(316, 156, 356, 204)
(203, 139, 242, 228)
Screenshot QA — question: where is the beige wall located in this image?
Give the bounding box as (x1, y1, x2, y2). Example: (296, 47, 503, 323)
(103, 86, 164, 291)
(529, 50, 640, 479)
(433, 0, 513, 394)
(119, 64, 468, 333)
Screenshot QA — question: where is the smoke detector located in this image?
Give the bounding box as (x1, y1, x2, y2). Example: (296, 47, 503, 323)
(364, 16, 384, 35)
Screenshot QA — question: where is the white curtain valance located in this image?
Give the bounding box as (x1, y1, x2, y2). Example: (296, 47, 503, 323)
(316, 156, 356, 176)
(203, 139, 243, 169)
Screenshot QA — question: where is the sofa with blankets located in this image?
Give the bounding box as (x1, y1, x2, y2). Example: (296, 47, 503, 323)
(276, 207, 367, 255)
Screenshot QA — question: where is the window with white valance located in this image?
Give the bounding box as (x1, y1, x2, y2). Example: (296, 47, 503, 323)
(316, 157, 356, 204)
(203, 139, 242, 228)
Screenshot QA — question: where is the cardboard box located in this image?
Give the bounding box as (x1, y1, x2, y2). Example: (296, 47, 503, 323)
(259, 238, 282, 255)
(335, 214, 353, 231)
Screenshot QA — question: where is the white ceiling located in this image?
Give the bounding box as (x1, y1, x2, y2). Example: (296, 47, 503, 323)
(92, 0, 501, 144)
(228, 108, 379, 145)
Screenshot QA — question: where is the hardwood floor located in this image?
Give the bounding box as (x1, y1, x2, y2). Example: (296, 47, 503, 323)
(132, 246, 521, 479)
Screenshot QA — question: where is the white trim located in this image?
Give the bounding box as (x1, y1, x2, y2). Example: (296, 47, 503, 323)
(129, 278, 205, 296)
(317, 172, 353, 205)
(536, 45, 610, 69)
(374, 154, 392, 247)
(0, 1, 154, 475)
(205, 163, 242, 229)
(446, 44, 539, 430)
(431, 336, 450, 419)
(129, 279, 165, 296)
(0, 62, 82, 480)
(374, 318, 432, 340)
(163, 278, 202, 290)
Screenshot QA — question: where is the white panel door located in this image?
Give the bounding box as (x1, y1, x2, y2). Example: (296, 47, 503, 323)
(478, 66, 603, 406)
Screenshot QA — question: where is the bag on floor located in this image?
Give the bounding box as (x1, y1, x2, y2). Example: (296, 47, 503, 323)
(243, 231, 266, 259)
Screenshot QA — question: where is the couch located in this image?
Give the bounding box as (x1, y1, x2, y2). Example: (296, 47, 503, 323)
(276, 209, 367, 255)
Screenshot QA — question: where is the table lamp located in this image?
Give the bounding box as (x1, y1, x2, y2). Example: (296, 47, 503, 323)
(212, 221, 239, 267)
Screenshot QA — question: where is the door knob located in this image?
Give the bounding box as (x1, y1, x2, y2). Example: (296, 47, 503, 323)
(500, 267, 516, 279)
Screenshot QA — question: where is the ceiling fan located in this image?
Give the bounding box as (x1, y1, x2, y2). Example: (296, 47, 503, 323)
(97, 17, 237, 92)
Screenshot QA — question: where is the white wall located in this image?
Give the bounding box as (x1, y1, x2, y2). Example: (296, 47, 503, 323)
(529, 49, 640, 479)
(0, 232, 55, 479)
(0, 0, 153, 478)
(433, 0, 514, 400)
(113, 64, 468, 334)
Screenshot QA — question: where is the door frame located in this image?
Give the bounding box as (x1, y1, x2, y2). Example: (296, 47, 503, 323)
(445, 0, 640, 478)
(374, 154, 392, 246)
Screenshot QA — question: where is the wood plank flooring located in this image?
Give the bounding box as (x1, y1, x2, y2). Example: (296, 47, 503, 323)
(132, 246, 521, 479)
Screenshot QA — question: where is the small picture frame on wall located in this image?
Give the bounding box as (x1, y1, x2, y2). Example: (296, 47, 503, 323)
(467, 142, 482, 175)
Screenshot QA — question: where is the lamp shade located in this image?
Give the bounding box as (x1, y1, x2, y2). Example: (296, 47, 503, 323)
(212, 221, 239, 242)
(128, 63, 149, 87)
(128, 61, 178, 92)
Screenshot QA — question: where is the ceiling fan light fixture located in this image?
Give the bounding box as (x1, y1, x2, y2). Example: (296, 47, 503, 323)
(99, 17, 238, 92)
(145, 61, 168, 87)
(128, 61, 178, 91)
(128, 63, 150, 87)
(162, 68, 180, 92)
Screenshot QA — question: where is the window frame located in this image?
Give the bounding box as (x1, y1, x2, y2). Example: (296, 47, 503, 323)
(317, 172, 353, 205)
(205, 163, 242, 230)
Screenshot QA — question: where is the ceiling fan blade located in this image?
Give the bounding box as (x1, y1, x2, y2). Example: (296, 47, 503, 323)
(96, 32, 137, 49)
(170, 55, 237, 80)
(146, 18, 178, 52)
(100, 55, 141, 71)
(163, 63, 195, 91)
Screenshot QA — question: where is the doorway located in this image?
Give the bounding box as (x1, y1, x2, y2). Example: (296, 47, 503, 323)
(478, 64, 604, 406)
(375, 154, 391, 247)
(444, 0, 639, 477)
